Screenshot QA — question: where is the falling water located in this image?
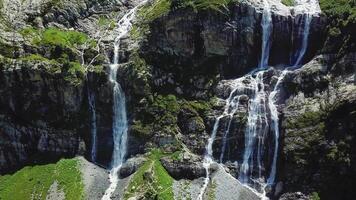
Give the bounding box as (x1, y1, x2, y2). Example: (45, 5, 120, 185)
(219, 95, 242, 163)
(102, 1, 147, 199)
(198, 78, 250, 199)
(266, 0, 320, 185)
(239, 71, 269, 184)
(266, 70, 287, 185)
(292, 14, 312, 67)
(259, 0, 273, 69)
(197, 117, 222, 200)
(87, 82, 97, 162)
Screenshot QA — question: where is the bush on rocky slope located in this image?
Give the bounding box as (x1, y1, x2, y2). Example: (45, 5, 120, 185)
(320, 0, 356, 56)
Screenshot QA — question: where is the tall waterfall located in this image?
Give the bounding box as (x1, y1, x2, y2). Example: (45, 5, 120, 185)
(259, 0, 273, 69)
(239, 71, 269, 184)
(102, 2, 147, 199)
(87, 82, 97, 162)
(265, 0, 320, 185)
(292, 13, 312, 67)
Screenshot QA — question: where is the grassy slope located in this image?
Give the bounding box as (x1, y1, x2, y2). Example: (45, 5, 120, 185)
(124, 150, 174, 200)
(0, 159, 84, 200)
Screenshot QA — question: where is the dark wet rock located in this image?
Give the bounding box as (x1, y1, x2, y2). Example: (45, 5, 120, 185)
(119, 156, 146, 178)
(160, 154, 207, 180)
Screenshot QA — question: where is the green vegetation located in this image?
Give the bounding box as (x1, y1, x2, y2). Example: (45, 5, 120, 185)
(17, 27, 94, 85)
(20, 27, 94, 49)
(0, 40, 18, 58)
(140, 0, 171, 23)
(207, 181, 217, 200)
(98, 16, 116, 30)
(319, 0, 356, 55)
(285, 111, 326, 130)
(310, 192, 321, 200)
(124, 149, 174, 200)
(0, 159, 84, 200)
(281, 0, 294, 7)
(172, 0, 238, 12)
(20, 54, 58, 64)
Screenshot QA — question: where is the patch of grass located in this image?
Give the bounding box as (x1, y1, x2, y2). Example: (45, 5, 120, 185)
(0, 159, 84, 200)
(140, 0, 171, 22)
(281, 0, 294, 7)
(98, 16, 116, 30)
(20, 27, 95, 49)
(20, 54, 58, 64)
(64, 61, 86, 85)
(124, 149, 174, 200)
(172, 0, 238, 12)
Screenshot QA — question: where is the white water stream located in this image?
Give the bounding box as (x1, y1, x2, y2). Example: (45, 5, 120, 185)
(259, 0, 273, 69)
(102, 1, 147, 199)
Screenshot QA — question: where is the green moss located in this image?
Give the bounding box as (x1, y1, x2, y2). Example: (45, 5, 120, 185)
(64, 61, 86, 85)
(172, 0, 238, 12)
(124, 149, 174, 200)
(131, 120, 153, 138)
(0, 159, 84, 200)
(20, 27, 95, 49)
(98, 16, 116, 30)
(319, 0, 356, 55)
(0, 40, 18, 58)
(286, 111, 325, 130)
(20, 54, 57, 64)
(310, 192, 321, 200)
(207, 181, 217, 200)
(140, 0, 171, 22)
(281, 0, 294, 6)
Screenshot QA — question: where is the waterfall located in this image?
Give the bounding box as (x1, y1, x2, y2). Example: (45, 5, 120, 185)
(87, 81, 97, 162)
(197, 117, 222, 200)
(292, 14, 312, 67)
(219, 95, 242, 163)
(198, 78, 249, 199)
(265, 0, 320, 185)
(102, 1, 147, 199)
(259, 0, 273, 69)
(239, 71, 269, 184)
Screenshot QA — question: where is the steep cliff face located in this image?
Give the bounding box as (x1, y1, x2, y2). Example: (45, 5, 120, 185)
(141, 0, 325, 99)
(281, 53, 356, 199)
(0, 0, 355, 199)
(0, 0, 129, 172)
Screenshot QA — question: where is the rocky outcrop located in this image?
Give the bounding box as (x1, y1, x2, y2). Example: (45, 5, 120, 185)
(160, 153, 207, 180)
(280, 53, 356, 199)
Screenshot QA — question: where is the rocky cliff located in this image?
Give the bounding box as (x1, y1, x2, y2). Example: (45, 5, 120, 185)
(0, 0, 355, 199)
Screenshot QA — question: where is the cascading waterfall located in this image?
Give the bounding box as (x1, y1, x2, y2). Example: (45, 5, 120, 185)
(259, 0, 273, 69)
(102, 2, 147, 199)
(239, 71, 269, 185)
(198, 78, 250, 199)
(197, 0, 321, 197)
(219, 95, 242, 163)
(266, 0, 320, 185)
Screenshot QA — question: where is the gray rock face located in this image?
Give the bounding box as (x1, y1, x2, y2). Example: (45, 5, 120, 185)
(160, 155, 207, 180)
(279, 53, 356, 199)
(143, 0, 326, 99)
(0, 61, 83, 173)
